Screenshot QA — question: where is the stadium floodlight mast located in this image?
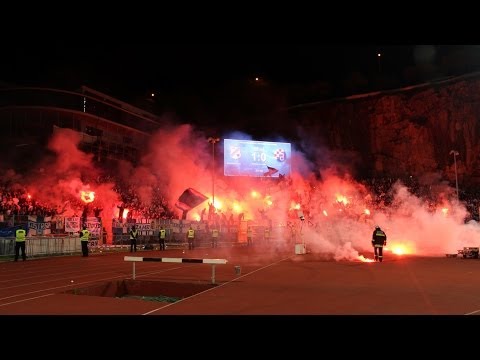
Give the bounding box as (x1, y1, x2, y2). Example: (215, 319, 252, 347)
(450, 150, 460, 200)
(207, 137, 220, 209)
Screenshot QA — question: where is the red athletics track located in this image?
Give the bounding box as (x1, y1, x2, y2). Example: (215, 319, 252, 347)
(1, 245, 480, 315)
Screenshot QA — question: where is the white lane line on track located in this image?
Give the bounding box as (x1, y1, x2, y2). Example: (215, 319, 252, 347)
(0, 293, 55, 308)
(0, 254, 194, 283)
(0, 263, 130, 283)
(0, 265, 189, 302)
(142, 255, 294, 315)
(465, 309, 480, 315)
(0, 260, 193, 290)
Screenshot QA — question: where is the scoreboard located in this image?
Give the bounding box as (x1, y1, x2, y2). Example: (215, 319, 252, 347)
(223, 139, 291, 178)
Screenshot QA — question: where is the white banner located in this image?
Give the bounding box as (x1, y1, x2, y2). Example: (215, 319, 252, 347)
(27, 215, 50, 235)
(135, 223, 152, 232)
(170, 220, 205, 233)
(86, 217, 101, 235)
(65, 217, 81, 232)
(28, 221, 51, 231)
(28, 221, 51, 236)
(171, 219, 181, 233)
(193, 222, 206, 231)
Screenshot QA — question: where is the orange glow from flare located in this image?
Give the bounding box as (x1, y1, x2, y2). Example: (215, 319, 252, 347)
(441, 208, 449, 216)
(385, 243, 414, 255)
(251, 191, 260, 198)
(193, 213, 200, 221)
(323, 210, 328, 216)
(264, 195, 273, 206)
(214, 199, 223, 210)
(27, 194, 31, 200)
(80, 191, 95, 203)
(391, 246, 406, 255)
(358, 255, 375, 262)
(233, 203, 242, 213)
(290, 202, 301, 210)
(364, 209, 370, 215)
(336, 194, 349, 205)
(123, 209, 129, 219)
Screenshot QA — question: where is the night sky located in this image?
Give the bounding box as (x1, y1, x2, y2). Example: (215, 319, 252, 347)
(0, 45, 414, 94)
(2, 45, 480, 134)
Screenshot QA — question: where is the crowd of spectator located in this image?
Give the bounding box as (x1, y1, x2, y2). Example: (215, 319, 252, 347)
(0, 186, 59, 218)
(0, 176, 179, 222)
(1, 174, 479, 225)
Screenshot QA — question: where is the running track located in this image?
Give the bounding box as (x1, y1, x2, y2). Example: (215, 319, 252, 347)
(1, 246, 480, 315)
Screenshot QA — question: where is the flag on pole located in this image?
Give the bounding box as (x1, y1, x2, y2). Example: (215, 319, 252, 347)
(175, 188, 209, 212)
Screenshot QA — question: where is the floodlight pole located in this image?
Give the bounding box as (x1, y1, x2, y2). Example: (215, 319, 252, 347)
(450, 150, 460, 200)
(208, 137, 220, 209)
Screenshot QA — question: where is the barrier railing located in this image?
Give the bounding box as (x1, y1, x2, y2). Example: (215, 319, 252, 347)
(0, 236, 82, 257)
(124, 256, 228, 284)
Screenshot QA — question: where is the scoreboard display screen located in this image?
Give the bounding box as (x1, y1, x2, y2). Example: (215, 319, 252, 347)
(223, 139, 291, 178)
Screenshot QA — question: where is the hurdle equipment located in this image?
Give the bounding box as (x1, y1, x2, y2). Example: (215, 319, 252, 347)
(124, 256, 228, 284)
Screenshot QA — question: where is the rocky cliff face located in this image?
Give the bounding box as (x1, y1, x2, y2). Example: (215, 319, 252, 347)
(290, 73, 480, 187)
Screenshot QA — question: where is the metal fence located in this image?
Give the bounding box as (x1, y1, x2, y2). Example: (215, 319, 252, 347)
(110, 235, 188, 249)
(0, 224, 278, 258)
(0, 236, 82, 258)
(112, 232, 249, 249)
